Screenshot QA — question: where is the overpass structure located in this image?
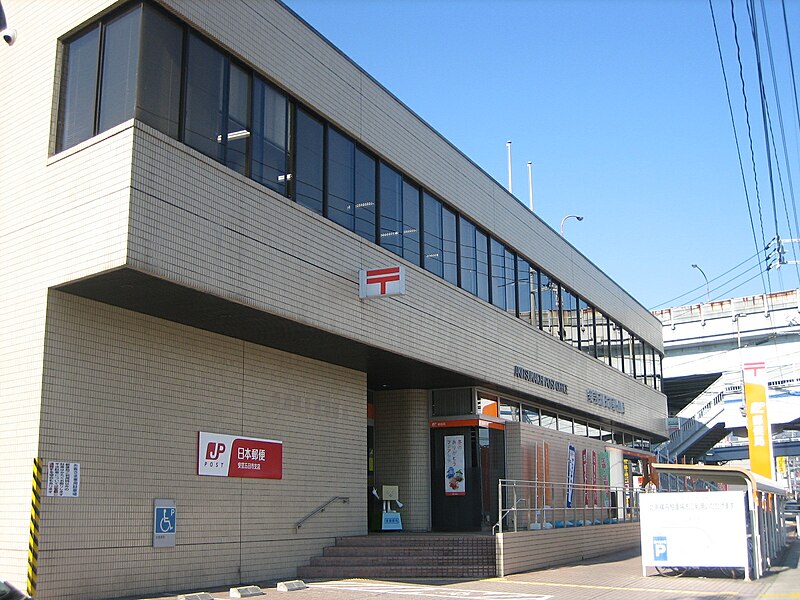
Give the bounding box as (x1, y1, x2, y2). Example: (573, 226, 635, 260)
(652, 290, 800, 490)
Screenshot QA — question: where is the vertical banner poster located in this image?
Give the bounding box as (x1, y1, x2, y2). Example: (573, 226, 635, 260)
(566, 444, 577, 508)
(444, 435, 466, 496)
(598, 451, 610, 507)
(582, 449, 589, 505)
(592, 450, 598, 506)
(744, 361, 775, 480)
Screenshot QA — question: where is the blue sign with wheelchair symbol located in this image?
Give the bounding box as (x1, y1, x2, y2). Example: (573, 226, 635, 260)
(155, 507, 176, 533)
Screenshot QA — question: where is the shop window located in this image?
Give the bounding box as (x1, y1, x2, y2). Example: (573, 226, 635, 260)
(294, 108, 324, 214)
(98, 7, 141, 133)
(354, 148, 377, 242)
(251, 77, 289, 194)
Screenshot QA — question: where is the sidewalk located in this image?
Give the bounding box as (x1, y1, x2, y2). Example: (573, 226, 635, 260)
(136, 538, 800, 600)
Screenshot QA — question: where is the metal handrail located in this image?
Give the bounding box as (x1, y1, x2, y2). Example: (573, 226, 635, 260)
(294, 496, 349, 531)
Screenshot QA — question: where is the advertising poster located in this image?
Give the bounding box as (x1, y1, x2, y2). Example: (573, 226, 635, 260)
(592, 450, 598, 506)
(198, 432, 283, 479)
(566, 444, 576, 507)
(444, 435, 466, 496)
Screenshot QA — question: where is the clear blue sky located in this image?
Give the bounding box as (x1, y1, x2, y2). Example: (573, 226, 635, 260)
(283, 0, 800, 310)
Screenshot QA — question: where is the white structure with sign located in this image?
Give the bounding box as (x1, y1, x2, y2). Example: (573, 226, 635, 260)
(640, 491, 748, 573)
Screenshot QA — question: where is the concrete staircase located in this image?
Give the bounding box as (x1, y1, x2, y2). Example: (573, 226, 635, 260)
(297, 534, 497, 579)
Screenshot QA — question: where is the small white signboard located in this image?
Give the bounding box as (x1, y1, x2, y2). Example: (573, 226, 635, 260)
(640, 491, 748, 569)
(359, 266, 405, 298)
(46, 461, 80, 497)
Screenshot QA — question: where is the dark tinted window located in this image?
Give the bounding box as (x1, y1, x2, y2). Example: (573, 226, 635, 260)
(183, 33, 225, 160)
(423, 192, 443, 277)
(579, 299, 596, 358)
(327, 128, 355, 230)
(562, 288, 578, 346)
(225, 63, 250, 175)
(294, 108, 324, 214)
(517, 258, 531, 323)
(402, 180, 420, 265)
(379, 163, 403, 256)
(58, 25, 100, 151)
(491, 239, 507, 310)
(540, 274, 559, 338)
(476, 230, 489, 302)
(98, 7, 141, 132)
(251, 77, 288, 194)
(137, 5, 182, 137)
(354, 148, 376, 241)
(442, 206, 458, 286)
(459, 217, 476, 295)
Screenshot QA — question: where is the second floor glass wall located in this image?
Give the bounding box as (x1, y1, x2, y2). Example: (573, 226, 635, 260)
(54, 1, 664, 391)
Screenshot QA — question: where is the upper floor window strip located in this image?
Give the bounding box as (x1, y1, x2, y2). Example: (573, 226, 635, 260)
(54, 0, 663, 391)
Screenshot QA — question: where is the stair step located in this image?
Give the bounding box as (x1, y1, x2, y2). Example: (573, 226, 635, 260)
(311, 555, 493, 567)
(323, 545, 493, 558)
(335, 535, 495, 547)
(297, 564, 497, 580)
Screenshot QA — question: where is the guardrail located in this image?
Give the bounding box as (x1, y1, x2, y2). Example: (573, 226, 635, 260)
(495, 479, 640, 534)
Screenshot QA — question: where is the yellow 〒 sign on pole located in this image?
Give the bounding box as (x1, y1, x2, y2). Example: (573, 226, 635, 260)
(744, 361, 775, 480)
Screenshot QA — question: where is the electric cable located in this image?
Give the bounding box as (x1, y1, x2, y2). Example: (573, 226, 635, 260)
(708, 0, 769, 297)
(746, 0, 778, 296)
(731, 0, 769, 290)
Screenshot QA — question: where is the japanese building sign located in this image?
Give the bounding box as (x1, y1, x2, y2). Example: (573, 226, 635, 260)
(359, 266, 405, 298)
(198, 432, 283, 479)
(586, 388, 625, 414)
(640, 491, 748, 569)
(46, 461, 80, 497)
(444, 435, 466, 496)
(744, 361, 775, 480)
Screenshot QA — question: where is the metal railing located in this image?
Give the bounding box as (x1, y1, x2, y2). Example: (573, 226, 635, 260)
(294, 496, 349, 531)
(495, 479, 640, 534)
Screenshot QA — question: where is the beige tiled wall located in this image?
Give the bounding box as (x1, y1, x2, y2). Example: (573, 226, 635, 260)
(373, 390, 431, 532)
(36, 292, 366, 599)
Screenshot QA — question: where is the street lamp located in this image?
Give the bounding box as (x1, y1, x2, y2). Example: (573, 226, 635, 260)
(691, 263, 710, 303)
(560, 214, 584, 236)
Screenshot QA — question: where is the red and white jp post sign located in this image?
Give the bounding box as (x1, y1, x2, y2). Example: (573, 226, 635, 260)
(198, 432, 283, 479)
(359, 266, 405, 298)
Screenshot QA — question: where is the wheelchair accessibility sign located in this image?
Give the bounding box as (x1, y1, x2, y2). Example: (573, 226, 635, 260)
(153, 499, 176, 548)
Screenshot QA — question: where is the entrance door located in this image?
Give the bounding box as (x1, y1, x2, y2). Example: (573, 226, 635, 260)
(430, 427, 482, 531)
